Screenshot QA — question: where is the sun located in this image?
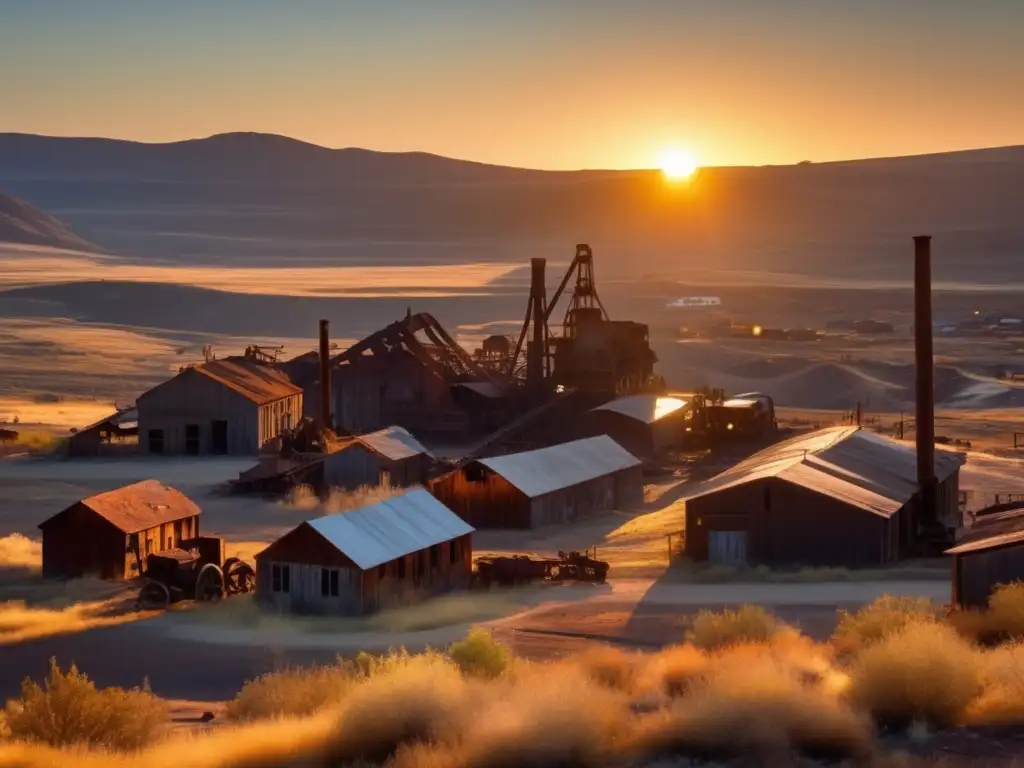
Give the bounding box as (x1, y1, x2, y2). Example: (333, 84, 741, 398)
(659, 148, 699, 181)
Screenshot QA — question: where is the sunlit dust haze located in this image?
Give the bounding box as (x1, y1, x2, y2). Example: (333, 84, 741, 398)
(2, 1, 1023, 169)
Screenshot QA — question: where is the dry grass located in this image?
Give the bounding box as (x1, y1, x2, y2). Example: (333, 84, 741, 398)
(1, 660, 168, 751)
(849, 621, 984, 730)
(11, 430, 61, 454)
(686, 603, 783, 650)
(832, 594, 943, 655)
(16, 607, 1024, 767)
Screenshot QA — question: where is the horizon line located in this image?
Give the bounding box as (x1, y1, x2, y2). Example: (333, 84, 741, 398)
(2, 129, 1023, 173)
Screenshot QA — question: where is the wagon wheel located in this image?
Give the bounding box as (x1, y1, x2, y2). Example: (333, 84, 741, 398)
(195, 563, 225, 602)
(223, 558, 256, 595)
(138, 580, 171, 610)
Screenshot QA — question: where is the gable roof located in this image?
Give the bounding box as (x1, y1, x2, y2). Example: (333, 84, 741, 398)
(591, 394, 689, 425)
(296, 488, 473, 570)
(193, 358, 302, 406)
(355, 425, 432, 461)
(40, 480, 200, 534)
(687, 426, 965, 518)
(478, 436, 641, 499)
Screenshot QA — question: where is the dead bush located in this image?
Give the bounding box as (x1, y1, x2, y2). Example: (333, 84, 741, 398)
(633, 651, 873, 763)
(571, 645, 644, 692)
(1, 659, 168, 750)
(849, 621, 983, 730)
(324, 656, 474, 764)
(832, 594, 942, 655)
(964, 642, 1024, 726)
(635, 644, 710, 698)
(225, 663, 357, 721)
(686, 604, 782, 650)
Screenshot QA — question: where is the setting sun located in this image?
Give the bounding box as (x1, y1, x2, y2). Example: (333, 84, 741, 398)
(659, 148, 699, 180)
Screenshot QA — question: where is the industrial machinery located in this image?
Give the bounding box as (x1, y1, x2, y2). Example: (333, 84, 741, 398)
(472, 550, 610, 588)
(136, 537, 255, 609)
(495, 245, 658, 401)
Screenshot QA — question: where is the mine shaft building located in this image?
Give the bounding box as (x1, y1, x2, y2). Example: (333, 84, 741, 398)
(322, 425, 432, 490)
(38, 480, 201, 580)
(137, 357, 303, 456)
(255, 488, 473, 615)
(683, 426, 964, 568)
(947, 506, 1024, 609)
(429, 435, 644, 529)
(579, 394, 692, 459)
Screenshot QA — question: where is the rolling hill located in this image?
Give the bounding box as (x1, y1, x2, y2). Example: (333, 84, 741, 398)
(0, 191, 103, 252)
(0, 132, 1022, 281)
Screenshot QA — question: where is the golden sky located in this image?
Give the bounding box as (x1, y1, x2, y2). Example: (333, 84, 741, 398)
(2, 1, 1023, 169)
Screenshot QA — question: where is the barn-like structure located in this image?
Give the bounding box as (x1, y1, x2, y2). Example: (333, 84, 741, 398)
(322, 426, 432, 490)
(38, 480, 201, 580)
(947, 505, 1024, 609)
(579, 394, 692, 459)
(137, 357, 302, 456)
(683, 426, 965, 567)
(255, 488, 473, 615)
(429, 435, 644, 529)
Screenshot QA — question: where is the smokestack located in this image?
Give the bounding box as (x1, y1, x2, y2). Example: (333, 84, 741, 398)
(914, 235, 936, 527)
(318, 319, 332, 430)
(527, 258, 548, 399)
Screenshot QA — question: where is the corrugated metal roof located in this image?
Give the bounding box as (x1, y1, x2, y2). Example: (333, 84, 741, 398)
(946, 528, 1024, 555)
(356, 425, 432, 461)
(687, 426, 966, 518)
(40, 479, 200, 534)
(194, 358, 302, 406)
(591, 394, 689, 425)
(478, 436, 641, 499)
(304, 487, 474, 570)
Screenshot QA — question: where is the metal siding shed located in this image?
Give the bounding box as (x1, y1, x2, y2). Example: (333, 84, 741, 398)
(357, 425, 433, 461)
(590, 395, 688, 424)
(302, 487, 474, 570)
(479, 436, 642, 499)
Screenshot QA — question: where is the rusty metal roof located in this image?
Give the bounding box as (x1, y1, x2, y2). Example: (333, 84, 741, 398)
(591, 395, 689, 425)
(686, 426, 966, 518)
(478, 436, 642, 499)
(946, 527, 1024, 555)
(40, 479, 201, 534)
(194, 358, 302, 406)
(303, 487, 473, 570)
(356, 425, 432, 461)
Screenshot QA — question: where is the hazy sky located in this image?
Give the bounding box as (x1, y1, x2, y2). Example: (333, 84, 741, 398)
(2, 0, 1023, 169)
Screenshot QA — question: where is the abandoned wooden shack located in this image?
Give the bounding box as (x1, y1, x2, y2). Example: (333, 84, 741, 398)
(136, 357, 302, 456)
(38, 480, 201, 580)
(683, 426, 965, 568)
(947, 525, 1024, 609)
(429, 435, 644, 529)
(579, 394, 692, 459)
(322, 425, 432, 490)
(255, 488, 473, 615)
(67, 407, 138, 458)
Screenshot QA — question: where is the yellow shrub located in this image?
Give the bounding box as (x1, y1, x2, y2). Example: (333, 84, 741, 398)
(832, 595, 941, 655)
(2, 659, 167, 750)
(447, 629, 512, 679)
(849, 622, 983, 729)
(686, 604, 781, 650)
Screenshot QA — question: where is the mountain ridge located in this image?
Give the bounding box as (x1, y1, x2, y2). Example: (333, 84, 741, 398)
(0, 191, 104, 253)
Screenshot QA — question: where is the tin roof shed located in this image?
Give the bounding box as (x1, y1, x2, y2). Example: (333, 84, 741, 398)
(272, 487, 473, 571)
(591, 395, 688, 425)
(356, 425, 432, 461)
(39, 479, 200, 534)
(479, 436, 641, 499)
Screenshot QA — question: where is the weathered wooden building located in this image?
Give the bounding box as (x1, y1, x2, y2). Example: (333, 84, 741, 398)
(137, 357, 302, 456)
(947, 507, 1024, 608)
(255, 488, 473, 615)
(38, 480, 201, 580)
(67, 407, 138, 458)
(322, 425, 432, 490)
(683, 426, 965, 567)
(580, 394, 692, 459)
(429, 435, 644, 529)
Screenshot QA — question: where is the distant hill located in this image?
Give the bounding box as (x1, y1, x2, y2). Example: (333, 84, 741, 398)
(1, 132, 1023, 281)
(0, 191, 103, 252)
